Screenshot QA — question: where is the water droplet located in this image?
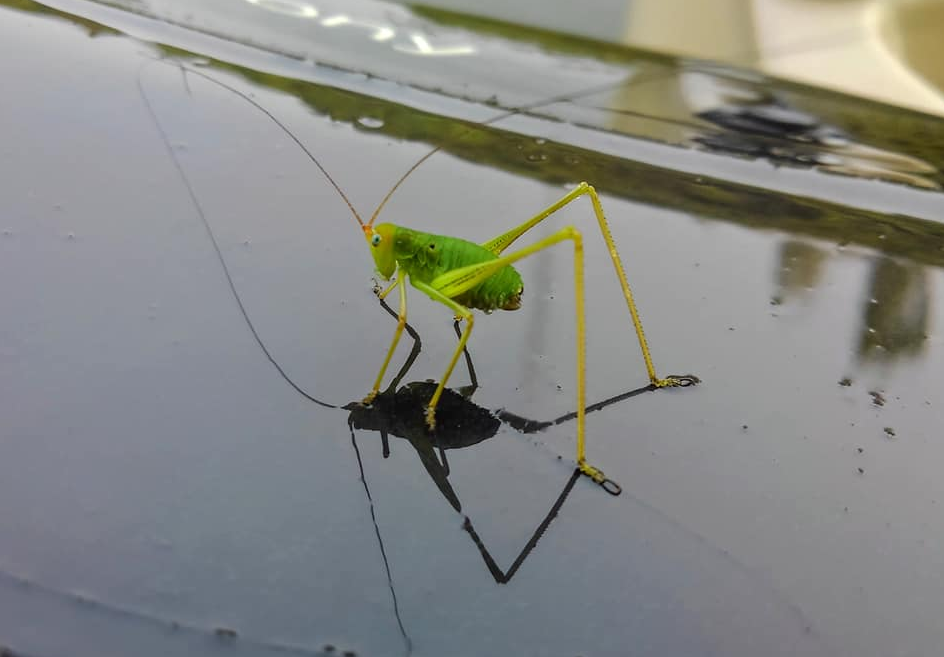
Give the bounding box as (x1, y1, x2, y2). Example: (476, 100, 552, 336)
(867, 327, 876, 334)
(243, 239, 252, 246)
(534, 138, 546, 145)
(869, 298, 878, 304)
(526, 153, 547, 163)
(2, 229, 12, 237)
(878, 234, 886, 240)
(191, 58, 211, 67)
(66, 232, 75, 240)
(564, 155, 580, 165)
(356, 116, 384, 129)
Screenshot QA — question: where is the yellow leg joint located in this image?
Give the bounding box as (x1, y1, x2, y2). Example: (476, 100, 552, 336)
(654, 374, 701, 388)
(578, 460, 622, 496)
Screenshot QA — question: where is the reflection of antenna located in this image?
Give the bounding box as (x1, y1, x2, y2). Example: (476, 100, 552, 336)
(138, 64, 347, 408)
(348, 417, 414, 657)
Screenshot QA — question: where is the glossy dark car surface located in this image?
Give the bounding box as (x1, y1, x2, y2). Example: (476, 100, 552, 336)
(2, 2, 943, 656)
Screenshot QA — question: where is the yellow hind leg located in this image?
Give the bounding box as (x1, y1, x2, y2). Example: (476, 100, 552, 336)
(422, 226, 616, 490)
(481, 182, 695, 389)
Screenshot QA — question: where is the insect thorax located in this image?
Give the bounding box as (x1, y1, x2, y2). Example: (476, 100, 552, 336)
(392, 226, 523, 312)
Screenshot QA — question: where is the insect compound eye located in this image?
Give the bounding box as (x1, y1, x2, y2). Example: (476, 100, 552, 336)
(371, 233, 381, 247)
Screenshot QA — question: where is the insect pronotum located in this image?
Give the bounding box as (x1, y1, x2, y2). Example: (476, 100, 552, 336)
(171, 66, 697, 492)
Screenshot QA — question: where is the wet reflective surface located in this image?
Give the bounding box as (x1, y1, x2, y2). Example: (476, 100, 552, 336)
(2, 2, 944, 657)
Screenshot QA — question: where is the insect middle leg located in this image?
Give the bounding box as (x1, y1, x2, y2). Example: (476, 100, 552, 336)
(405, 279, 475, 431)
(453, 318, 478, 397)
(370, 276, 477, 400)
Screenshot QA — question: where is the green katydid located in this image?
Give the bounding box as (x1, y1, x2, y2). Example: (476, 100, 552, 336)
(177, 67, 697, 490)
(355, 181, 696, 489)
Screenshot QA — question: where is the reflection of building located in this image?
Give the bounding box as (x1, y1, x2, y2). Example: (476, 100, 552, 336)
(771, 241, 930, 364)
(776, 240, 826, 301)
(857, 256, 929, 362)
(414, 0, 944, 116)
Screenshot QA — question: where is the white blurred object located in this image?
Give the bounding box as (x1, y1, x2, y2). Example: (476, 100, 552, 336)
(404, 0, 944, 116)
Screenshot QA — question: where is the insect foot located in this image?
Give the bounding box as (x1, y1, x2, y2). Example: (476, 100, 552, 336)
(578, 462, 622, 496)
(362, 391, 378, 405)
(656, 374, 701, 388)
(424, 406, 437, 431)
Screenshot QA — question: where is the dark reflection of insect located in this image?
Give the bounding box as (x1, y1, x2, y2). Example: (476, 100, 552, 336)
(345, 300, 672, 581)
(138, 62, 698, 496)
(348, 385, 584, 584)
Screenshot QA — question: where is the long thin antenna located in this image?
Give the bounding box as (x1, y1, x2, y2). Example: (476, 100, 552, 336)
(367, 78, 624, 225)
(181, 66, 366, 228)
(369, 146, 442, 225)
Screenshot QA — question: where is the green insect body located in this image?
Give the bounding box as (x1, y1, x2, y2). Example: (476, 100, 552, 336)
(371, 223, 523, 311)
(359, 187, 695, 496)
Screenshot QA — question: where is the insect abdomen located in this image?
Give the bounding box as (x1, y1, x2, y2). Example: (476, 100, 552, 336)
(460, 261, 523, 311)
(393, 227, 523, 312)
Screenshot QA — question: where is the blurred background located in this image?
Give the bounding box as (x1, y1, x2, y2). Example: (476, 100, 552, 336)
(2, 1, 944, 657)
(408, 0, 944, 116)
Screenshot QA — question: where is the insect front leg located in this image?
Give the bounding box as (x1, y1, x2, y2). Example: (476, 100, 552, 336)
(374, 277, 398, 300)
(364, 276, 408, 404)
